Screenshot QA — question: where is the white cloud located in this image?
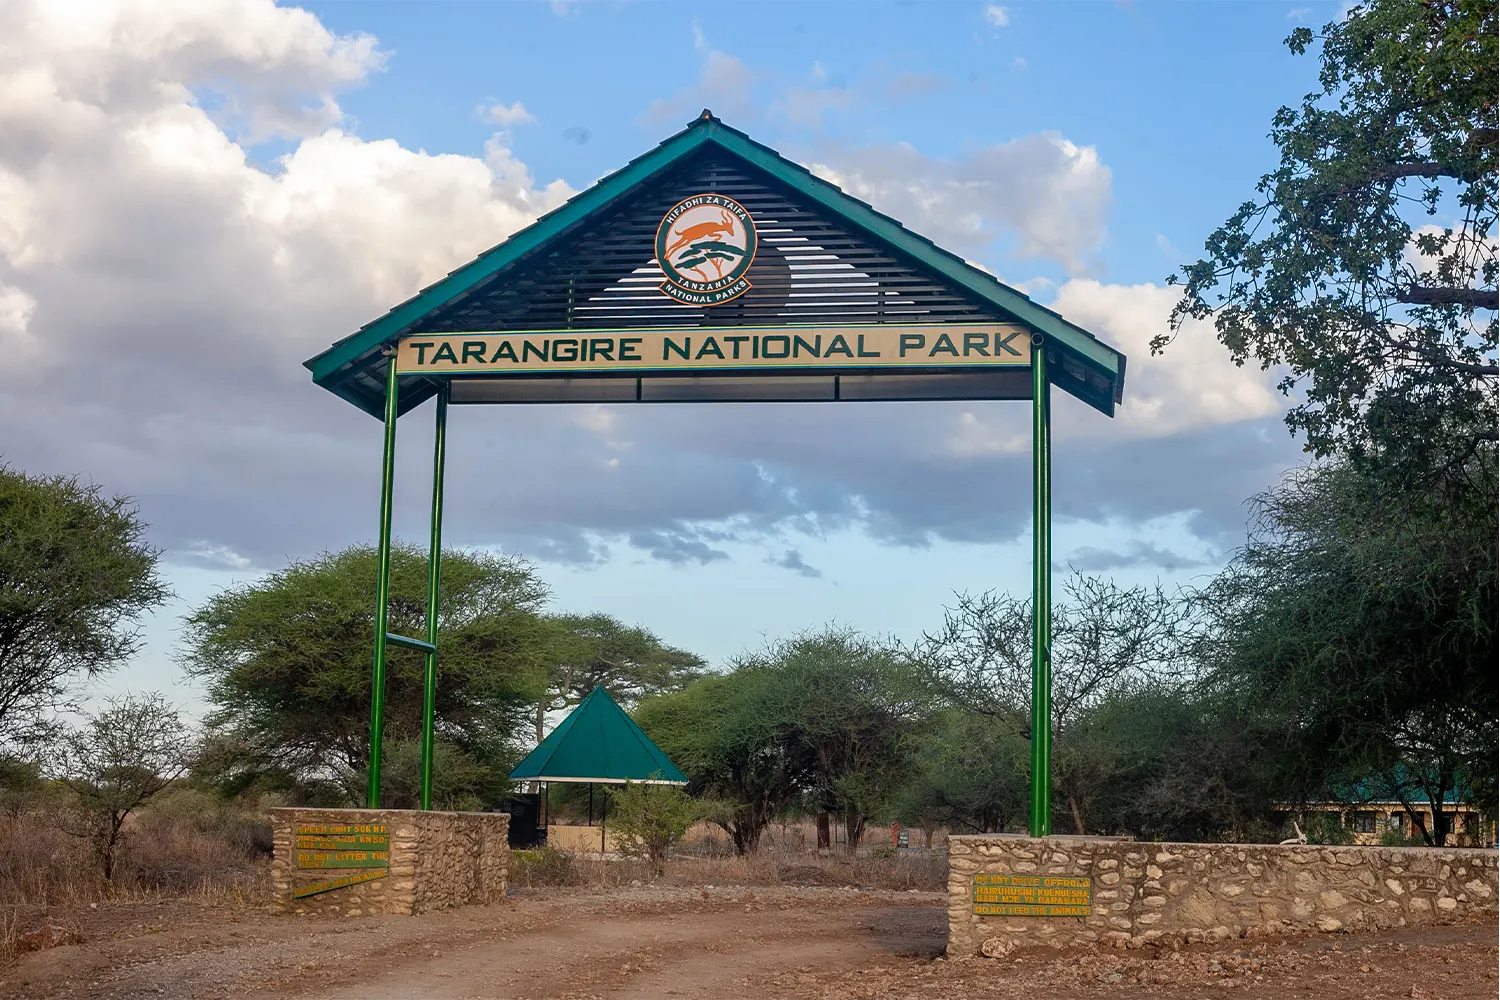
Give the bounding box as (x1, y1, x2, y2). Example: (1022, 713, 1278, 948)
(0, 0, 1300, 578)
(808, 133, 1113, 275)
(984, 4, 1011, 28)
(0, 0, 385, 144)
(0, 284, 39, 371)
(1049, 280, 1283, 438)
(938, 280, 1282, 457)
(0, 0, 575, 558)
(478, 100, 537, 127)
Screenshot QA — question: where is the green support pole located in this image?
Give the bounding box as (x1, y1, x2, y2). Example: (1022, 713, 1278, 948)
(366, 353, 400, 809)
(419, 383, 448, 810)
(1029, 339, 1052, 838)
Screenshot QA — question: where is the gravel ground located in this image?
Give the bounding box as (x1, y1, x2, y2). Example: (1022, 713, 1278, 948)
(2, 885, 1495, 1000)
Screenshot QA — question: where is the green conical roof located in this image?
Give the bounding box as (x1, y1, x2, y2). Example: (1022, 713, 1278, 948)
(509, 687, 687, 785)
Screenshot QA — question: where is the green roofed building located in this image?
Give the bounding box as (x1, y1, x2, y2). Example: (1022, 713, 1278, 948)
(510, 687, 687, 786)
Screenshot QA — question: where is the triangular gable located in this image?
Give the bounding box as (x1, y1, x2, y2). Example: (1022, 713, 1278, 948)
(509, 687, 687, 785)
(305, 112, 1126, 418)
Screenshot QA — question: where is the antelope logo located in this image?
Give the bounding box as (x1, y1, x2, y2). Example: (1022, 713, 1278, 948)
(655, 193, 758, 306)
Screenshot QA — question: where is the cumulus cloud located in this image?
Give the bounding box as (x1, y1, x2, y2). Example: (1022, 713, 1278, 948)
(984, 4, 1012, 28)
(477, 100, 537, 127)
(0, 0, 575, 564)
(808, 134, 1113, 275)
(0, 0, 1302, 580)
(1048, 280, 1283, 438)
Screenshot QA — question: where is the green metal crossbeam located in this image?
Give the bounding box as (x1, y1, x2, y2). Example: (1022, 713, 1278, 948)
(386, 633, 437, 655)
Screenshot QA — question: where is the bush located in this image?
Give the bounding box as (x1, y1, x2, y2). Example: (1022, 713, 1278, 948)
(1302, 812, 1355, 845)
(608, 782, 698, 875)
(1378, 825, 1424, 847)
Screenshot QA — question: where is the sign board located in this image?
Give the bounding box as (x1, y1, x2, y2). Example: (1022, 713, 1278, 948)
(897, 829, 910, 849)
(395, 323, 1031, 379)
(293, 869, 388, 899)
(295, 823, 390, 870)
(972, 875, 1091, 916)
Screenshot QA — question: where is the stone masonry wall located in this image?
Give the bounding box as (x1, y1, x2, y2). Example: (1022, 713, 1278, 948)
(270, 808, 509, 916)
(948, 835, 1497, 958)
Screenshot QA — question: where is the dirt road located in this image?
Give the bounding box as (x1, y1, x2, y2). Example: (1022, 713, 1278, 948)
(3, 886, 1495, 1000)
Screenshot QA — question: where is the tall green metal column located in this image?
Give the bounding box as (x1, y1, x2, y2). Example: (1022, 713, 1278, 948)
(366, 354, 400, 808)
(419, 383, 448, 810)
(1029, 338, 1052, 838)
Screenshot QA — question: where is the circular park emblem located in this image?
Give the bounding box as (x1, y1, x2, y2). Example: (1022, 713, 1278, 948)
(655, 193, 758, 306)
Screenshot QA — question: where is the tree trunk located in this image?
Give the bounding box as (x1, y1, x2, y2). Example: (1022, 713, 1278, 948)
(1431, 765, 1454, 848)
(1068, 793, 1087, 836)
(921, 818, 935, 849)
(844, 810, 865, 854)
(101, 812, 127, 884)
(815, 812, 830, 850)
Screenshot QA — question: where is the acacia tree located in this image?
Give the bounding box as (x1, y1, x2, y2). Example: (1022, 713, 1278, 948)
(57, 693, 193, 883)
(896, 708, 1030, 838)
(183, 544, 552, 799)
(916, 572, 1188, 834)
(531, 613, 703, 742)
(1162, 0, 1497, 478)
(1195, 459, 1498, 846)
(749, 628, 920, 851)
(0, 467, 167, 749)
(636, 671, 810, 855)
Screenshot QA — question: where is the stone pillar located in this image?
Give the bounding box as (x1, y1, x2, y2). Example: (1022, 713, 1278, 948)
(270, 808, 509, 916)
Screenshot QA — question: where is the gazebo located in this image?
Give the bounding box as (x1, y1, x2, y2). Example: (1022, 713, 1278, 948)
(509, 687, 687, 852)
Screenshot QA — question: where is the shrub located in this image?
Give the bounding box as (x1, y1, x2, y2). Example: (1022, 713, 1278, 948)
(608, 782, 698, 875)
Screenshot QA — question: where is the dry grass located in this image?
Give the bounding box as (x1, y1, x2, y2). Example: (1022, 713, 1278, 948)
(511, 826, 948, 893)
(0, 789, 270, 907)
(0, 788, 272, 965)
(677, 818, 948, 857)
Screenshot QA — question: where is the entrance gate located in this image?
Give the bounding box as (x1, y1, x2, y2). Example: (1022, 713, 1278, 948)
(304, 111, 1127, 837)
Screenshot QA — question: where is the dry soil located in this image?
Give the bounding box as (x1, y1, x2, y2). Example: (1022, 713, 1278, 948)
(2, 885, 1496, 1000)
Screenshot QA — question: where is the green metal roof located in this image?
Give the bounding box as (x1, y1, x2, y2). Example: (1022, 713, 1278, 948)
(305, 110, 1127, 418)
(508, 687, 688, 785)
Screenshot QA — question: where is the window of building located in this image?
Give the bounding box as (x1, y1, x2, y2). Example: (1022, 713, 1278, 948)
(1353, 812, 1377, 834)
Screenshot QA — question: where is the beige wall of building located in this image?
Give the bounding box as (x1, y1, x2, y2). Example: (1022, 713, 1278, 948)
(1293, 803, 1491, 847)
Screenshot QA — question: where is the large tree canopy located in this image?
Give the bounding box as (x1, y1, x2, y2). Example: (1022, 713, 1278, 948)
(531, 612, 704, 741)
(183, 544, 554, 798)
(637, 627, 916, 854)
(0, 466, 167, 750)
(1195, 457, 1498, 845)
(1163, 0, 1497, 475)
(636, 670, 808, 855)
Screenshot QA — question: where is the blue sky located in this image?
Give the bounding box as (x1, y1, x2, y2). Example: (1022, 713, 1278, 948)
(299, 0, 1321, 289)
(0, 1, 1345, 715)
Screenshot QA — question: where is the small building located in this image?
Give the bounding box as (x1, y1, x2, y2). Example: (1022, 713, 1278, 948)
(1287, 774, 1492, 847)
(508, 687, 688, 853)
